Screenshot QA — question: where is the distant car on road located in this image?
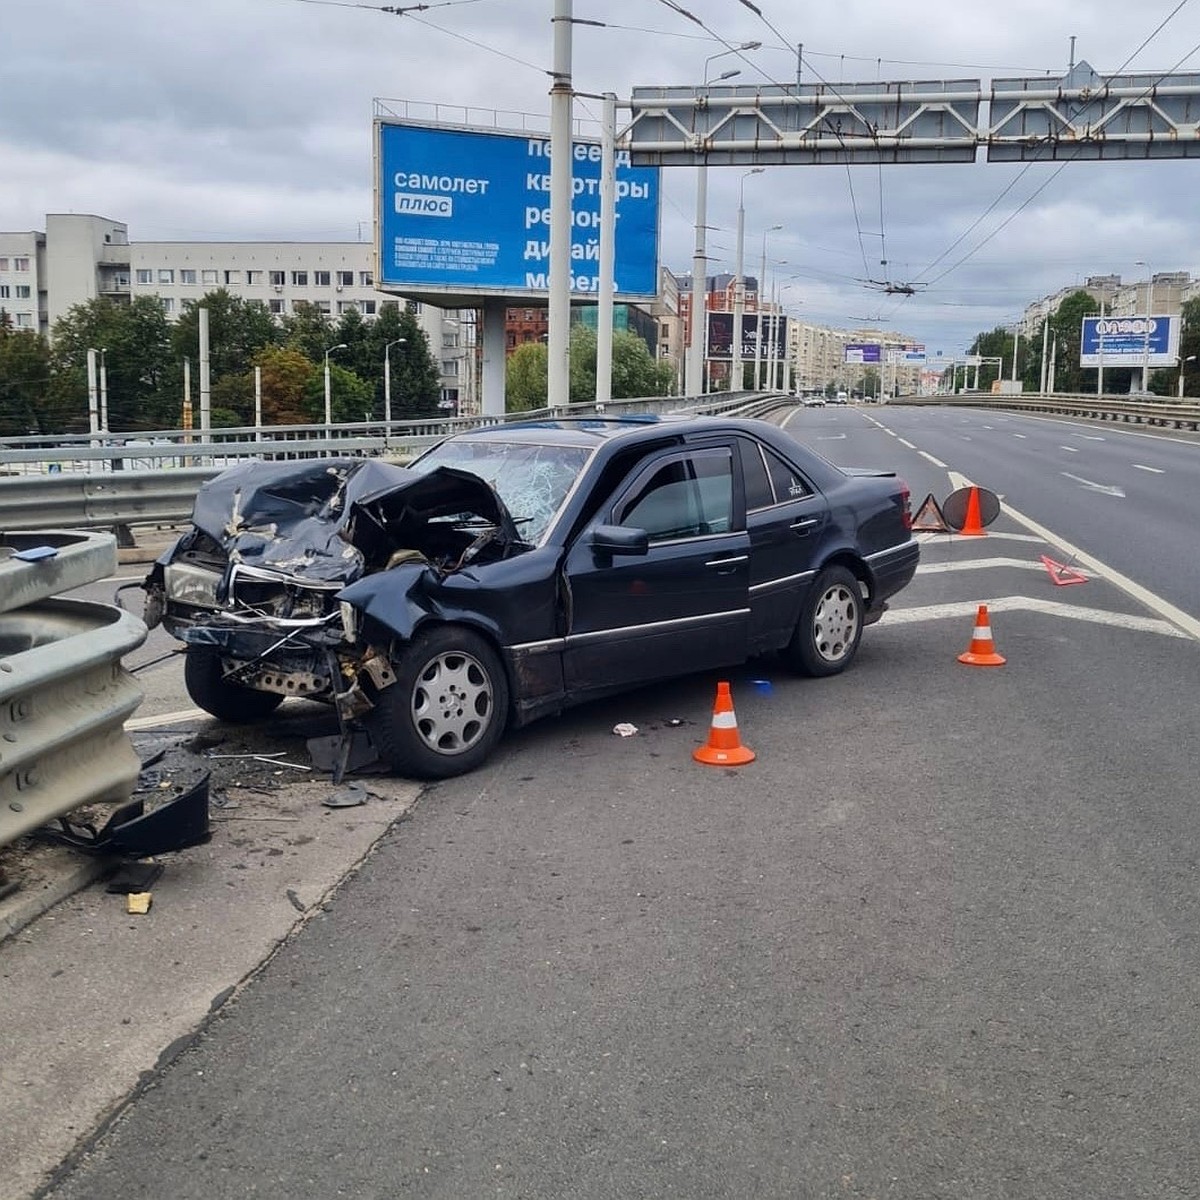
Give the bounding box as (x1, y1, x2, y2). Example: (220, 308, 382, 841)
(144, 416, 918, 779)
(801, 395, 826, 408)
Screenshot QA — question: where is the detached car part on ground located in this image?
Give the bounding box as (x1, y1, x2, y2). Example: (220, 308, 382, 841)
(143, 417, 919, 779)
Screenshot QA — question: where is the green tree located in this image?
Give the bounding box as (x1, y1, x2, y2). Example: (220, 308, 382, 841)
(50, 296, 173, 430)
(506, 343, 548, 411)
(1174, 297, 1200, 397)
(381, 306, 441, 419)
(302, 361, 375, 423)
(610, 329, 674, 398)
(0, 323, 53, 436)
(254, 345, 317, 426)
(171, 289, 278, 377)
(280, 301, 334, 363)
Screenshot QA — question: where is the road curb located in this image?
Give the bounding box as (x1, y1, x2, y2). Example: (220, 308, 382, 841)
(0, 856, 113, 943)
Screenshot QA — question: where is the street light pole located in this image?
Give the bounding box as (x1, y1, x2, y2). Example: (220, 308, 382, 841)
(1180, 354, 1196, 398)
(324, 342, 348, 432)
(733, 168, 763, 392)
(754, 225, 782, 389)
(1136, 260, 1152, 392)
(384, 338, 406, 425)
(687, 42, 760, 399)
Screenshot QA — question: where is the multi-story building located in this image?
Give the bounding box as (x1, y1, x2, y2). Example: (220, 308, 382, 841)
(0, 230, 47, 332)
(2, 213, 473, 408)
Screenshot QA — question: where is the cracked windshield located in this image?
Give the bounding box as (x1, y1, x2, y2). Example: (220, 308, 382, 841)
(413, 440, 591, 544)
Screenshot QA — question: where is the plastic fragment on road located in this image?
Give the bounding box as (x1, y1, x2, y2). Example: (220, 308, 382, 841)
(12, 545, 59, 562)
(612, 723, 639, 737)
(322, 782, 369, 809)
(126, 892, 153, 915)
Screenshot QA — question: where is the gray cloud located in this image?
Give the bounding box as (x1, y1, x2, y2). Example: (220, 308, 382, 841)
(6, 0, 1200, 352)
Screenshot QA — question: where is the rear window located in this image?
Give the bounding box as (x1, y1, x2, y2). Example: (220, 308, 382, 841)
(413, 439, 591, 544)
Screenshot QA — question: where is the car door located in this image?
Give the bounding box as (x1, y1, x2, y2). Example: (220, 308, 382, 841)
(737, 437, 829, 654)
(561, 444, 750, 695)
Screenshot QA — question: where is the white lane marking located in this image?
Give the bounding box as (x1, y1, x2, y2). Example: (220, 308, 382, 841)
(1013, 433, 1027, 439)
(126, 707, 210, 730)
(997, 411, 1200, 445)
(886, 597, 1187, 638)
(1133, 463, 1165, 474)
(916, 558, 1050, 574)
(916, 530, 1045, 544)
(947, 470, 1200, 640)
(983, 424, 995, 430)
(109, 575, 146, 583)
(1059, 445, 1079, 452)
(1003, 501, 1200, 641)
(919, 451, 948, 467)
(816, 434, 847, 440)
(1073, 434, 1105, 441)
(898, 437, 916, 449)
(1061, 471, 1125, 497)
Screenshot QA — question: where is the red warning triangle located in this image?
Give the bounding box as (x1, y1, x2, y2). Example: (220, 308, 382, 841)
(1040, 555, 1087, 586)
(911, 492, 950, 533)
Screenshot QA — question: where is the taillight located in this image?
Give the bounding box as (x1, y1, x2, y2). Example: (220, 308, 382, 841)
(898, 479, 912, 530)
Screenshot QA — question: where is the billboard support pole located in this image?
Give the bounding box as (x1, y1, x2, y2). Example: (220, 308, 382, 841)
(481, 297, 507, 417)
(547, 0, 574, 409)
(687, 165, 707, 397)
(596, 92, 617, 406)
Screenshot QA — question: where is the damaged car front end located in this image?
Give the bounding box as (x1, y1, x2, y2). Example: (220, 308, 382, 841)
(144, 456, 527, 773)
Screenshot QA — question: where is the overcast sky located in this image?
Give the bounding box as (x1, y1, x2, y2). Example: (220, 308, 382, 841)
(7, 0, 1200, 353)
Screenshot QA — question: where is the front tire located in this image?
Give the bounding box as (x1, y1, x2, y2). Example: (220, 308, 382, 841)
(784, 565, 864, 677)
(366, 626, 509, 780)
(184, 648, 285, 722)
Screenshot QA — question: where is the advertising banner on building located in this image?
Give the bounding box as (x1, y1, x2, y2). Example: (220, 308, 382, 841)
(885, 343, 927, 364)
(707, 312, 787, 360)
(844, 342, 882, 364)
(1080, 316, 1179, 368)
(376, 121, 660, 299)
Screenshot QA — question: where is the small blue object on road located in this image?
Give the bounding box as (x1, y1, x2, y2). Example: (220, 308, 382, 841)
(14, 546, 58, 562)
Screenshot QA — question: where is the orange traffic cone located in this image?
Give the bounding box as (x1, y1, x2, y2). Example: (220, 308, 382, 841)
(957, 603, 1006, 666)
(693, 681, 756, 766)
(958, 486, 987, 537)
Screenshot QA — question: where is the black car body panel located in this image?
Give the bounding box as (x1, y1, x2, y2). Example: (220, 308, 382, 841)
(145, 416, 918, 767)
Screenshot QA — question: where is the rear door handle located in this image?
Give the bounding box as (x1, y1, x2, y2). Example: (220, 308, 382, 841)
(790, 517, 821, 533)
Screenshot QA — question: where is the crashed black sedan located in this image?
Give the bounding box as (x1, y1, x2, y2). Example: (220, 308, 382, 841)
(144, 416, 918, 778)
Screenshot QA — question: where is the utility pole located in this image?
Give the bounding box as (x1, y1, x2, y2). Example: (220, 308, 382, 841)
(687, 165, 707, 397)
(595, 92, 617, 406)
(1040, 319, 1050, 394)
(547, 0, 574, 409)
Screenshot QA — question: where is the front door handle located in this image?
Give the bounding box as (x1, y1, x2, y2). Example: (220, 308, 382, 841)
(705, 554, 748, 575)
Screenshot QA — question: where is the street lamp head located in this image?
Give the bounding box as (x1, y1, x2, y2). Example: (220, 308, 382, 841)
(716, 69, 740, 82)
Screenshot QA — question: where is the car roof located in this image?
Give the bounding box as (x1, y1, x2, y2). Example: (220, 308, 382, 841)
(447, 414, 777, 449)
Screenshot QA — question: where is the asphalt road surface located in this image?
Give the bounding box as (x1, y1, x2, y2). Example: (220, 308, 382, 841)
(30, 406, 1200, 1199)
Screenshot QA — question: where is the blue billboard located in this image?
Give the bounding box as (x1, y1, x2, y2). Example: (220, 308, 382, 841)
(376, 122, 660, 299)
(844, 342, 882, 364)
(1080, 315, 1179, 368)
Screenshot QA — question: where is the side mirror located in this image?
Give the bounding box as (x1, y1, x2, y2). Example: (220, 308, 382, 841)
(591, 524, 649, 557)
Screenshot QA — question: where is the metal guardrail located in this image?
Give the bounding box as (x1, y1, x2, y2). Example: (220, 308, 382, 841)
(0, 393, 792, 533)
(0, 531, 148, 849)
(899, 392, 1200, 431)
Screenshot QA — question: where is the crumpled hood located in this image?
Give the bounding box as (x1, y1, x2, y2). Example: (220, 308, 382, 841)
(186, 457, 518, 584)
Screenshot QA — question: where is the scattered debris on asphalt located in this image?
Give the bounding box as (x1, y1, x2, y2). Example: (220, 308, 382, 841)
(126, 892, 153, 915)
(322, 782, 370, 809)
(612, 723, 639, 738)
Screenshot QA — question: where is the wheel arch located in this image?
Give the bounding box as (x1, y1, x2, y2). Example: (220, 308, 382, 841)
(370, 614, 519, 726)
(817, 549, 872, 605)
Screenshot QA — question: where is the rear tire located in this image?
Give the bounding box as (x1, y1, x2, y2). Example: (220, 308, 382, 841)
(366, 626, 509, 780)
(184, 648, 284, 723)
(784, 565, 863, 677)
